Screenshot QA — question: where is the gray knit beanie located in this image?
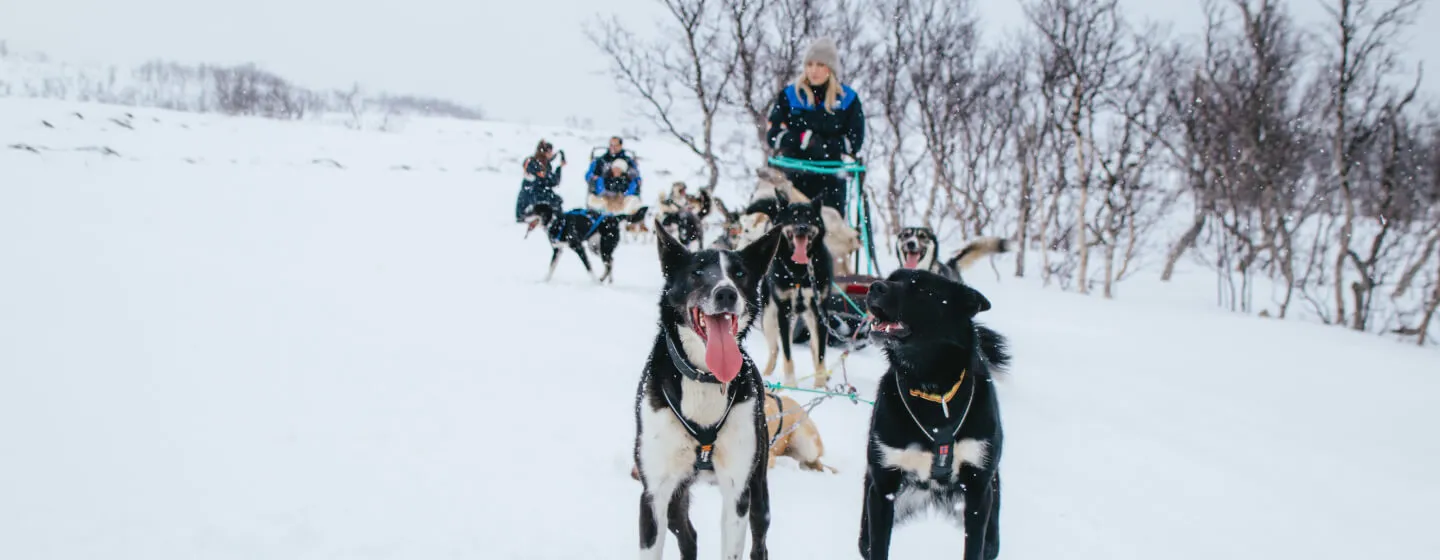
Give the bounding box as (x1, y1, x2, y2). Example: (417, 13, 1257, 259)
(803, 37, 841, 78)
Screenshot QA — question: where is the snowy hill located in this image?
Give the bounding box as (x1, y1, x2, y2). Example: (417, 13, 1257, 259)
(2, 99, 1438, 559)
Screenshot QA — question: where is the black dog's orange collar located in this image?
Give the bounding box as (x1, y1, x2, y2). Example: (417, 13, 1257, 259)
(907, 370, 966, 405)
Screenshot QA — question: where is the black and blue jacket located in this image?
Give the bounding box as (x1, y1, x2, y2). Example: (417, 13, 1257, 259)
(585, 151, 641, 196)
(522, 156, 561, 189)
(765, 80, 865, 162)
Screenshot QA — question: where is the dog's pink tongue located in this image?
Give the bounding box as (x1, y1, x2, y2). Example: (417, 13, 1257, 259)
(702, 314, 743, 383)
(904, 253, 921, 268)
(792, 237, 810, 264)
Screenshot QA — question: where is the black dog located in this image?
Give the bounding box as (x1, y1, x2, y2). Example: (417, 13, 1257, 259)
(709, 197, 747, 250)
(660, 210, 705, 251)
(633, 222, 783, 560)
(759, 197, 835, 388)
(533, 204, 649, 283)
(896, 226, 1010, 284)
(859, 269, 1011, 560)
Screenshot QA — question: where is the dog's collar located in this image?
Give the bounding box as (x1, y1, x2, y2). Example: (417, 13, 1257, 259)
(664, 327, 724, 384)
(907, 370, 966, 410)
(895, 369, 977, 483)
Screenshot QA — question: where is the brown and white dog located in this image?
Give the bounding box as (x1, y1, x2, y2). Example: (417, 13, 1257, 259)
(820, 206, 862, 275)
(761, 392, 836, 473)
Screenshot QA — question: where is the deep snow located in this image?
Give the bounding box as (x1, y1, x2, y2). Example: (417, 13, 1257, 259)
(2, 99, 1438, 559)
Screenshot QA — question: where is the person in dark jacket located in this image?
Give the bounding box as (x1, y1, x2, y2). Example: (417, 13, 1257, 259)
(516, 139, 565, 223)
(585, 136, 642, 196)
(765, 37, 865, 212)
(591, 157, 640, 197)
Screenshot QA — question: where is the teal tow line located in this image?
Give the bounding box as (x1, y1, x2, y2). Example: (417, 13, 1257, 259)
(765, 157, 867, 174)
(831, 281, 867, 315)
(764, 381, 875, 406)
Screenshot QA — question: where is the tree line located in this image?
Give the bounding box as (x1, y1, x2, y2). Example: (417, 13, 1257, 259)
(591, 0, 1440, 346)
(0, 43, 485, 129)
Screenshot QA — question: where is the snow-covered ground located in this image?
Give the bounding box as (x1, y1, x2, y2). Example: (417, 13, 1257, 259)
(2, 98, 1438, 559)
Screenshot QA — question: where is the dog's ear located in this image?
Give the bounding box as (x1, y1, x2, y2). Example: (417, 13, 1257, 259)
(959, 284, 992, 316)
(655, 218, 689, 277)
(739, 224, 783, 281)
(774, 187, 790, 206)
(810, 196, 826, 215)
(628, 206, 650, 223)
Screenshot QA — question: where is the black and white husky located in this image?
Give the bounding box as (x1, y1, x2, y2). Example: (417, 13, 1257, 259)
(760, 198, 834, 388)
(859, 269, 1011, 560)
(533, 204, 649, 283)
(896, 226, 1009, 284)
(633, 222, 783, 560)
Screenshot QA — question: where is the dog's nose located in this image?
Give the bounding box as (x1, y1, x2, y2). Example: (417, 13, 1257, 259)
(868, 281, 888, 296)
(713, 286, 739, 310)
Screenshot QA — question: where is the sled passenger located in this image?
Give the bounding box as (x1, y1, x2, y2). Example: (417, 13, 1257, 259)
(587, 157, 642, 214)
(585, 136, 642, 196)
(515, 139, 565, 224)
(765, 37, 865, 213)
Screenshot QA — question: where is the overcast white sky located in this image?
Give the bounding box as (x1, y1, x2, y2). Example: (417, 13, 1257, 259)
(2, 0, 1435, 131)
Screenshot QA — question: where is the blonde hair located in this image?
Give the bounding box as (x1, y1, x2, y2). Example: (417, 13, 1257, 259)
(792, 71, 843, 114)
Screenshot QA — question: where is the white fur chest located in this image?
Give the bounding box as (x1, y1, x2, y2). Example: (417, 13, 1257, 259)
(639, 379, 759, 485)
(876, 438, 990, 484)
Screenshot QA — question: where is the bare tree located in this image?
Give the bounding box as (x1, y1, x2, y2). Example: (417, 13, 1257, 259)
(1320, 0, 1424, 329)
(1089, 25, 1181, 298)
(1026, 0, 1129, 294)
(862, 0, 925, 235)
(1010, 40, 1053, 278)
(588, 0, 739, 192)
(1338, 78, 1428, 330)
(909, 0, 985, 229)
(950, 51, 1020, 237)
(721, 0, 775, 153)
(1160, 0, 1318, 315)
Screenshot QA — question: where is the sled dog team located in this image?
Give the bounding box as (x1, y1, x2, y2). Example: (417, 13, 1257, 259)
(517, 110, 1013, 560)
(516, 35, 1016, 559)
(629, 185, 1011, 560)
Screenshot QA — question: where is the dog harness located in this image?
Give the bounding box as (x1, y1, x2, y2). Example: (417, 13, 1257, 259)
(895, 369, 976, 482)
(766, 393, 785, 448)
(660, 330, 739, 472)
(549, 209, 613, 243)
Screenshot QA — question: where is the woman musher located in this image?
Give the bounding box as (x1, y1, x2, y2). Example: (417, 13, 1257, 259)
(765, 37, 865, 213)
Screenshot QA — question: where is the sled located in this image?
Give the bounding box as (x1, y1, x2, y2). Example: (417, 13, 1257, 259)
(585, 146, 645, 220)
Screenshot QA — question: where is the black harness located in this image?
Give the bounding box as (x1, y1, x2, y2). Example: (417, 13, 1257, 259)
(894, 369, 977, 482)
(770, 251, 816, 291)
(767, 393, 785, 448)
(660, 330, 739, 472)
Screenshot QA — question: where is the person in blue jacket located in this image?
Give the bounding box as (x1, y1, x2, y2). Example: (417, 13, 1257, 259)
(585, 136, 641, 197)
(765, 37, 865, 212)
(591, 157, 640, 197)
(515, 139, 565, 223)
